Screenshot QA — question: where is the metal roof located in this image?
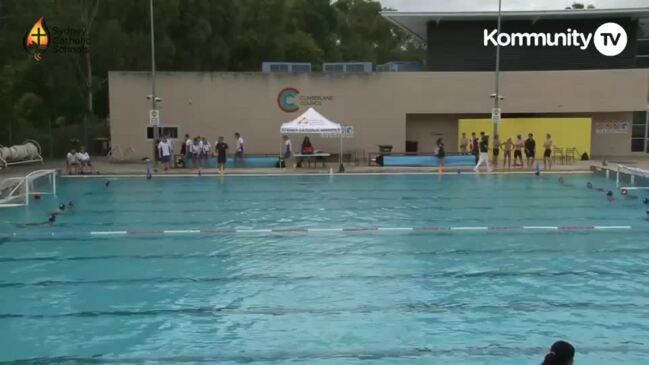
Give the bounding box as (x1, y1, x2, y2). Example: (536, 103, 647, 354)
(381, 8, 649, 40)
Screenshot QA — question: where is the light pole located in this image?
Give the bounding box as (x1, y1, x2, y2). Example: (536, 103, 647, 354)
(149, 0, 158, 164)
(492, 0, 503, 138)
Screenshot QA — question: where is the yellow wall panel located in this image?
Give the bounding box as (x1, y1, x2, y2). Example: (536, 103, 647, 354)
(458, 118, 591, 158)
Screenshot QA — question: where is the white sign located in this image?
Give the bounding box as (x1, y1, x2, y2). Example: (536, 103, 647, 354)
(322, 125, 354, 138)
(491, 107, 501, 123)
(149, 109, 160, 126)
(595, 121, 630, 134)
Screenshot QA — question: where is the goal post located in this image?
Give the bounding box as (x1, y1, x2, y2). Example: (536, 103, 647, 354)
(616, 164, 649, 191)
(0, 169, 56, 207)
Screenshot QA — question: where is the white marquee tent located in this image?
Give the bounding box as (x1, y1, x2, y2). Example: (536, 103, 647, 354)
(280, 107, 344, 172)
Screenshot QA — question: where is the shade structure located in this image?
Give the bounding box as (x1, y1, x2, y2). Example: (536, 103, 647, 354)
(279, 108, 345, 172)
(280, 108, 342, 134)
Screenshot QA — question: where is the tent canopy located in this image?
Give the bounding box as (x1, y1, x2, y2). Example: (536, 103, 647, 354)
(280, 107, 341, 134)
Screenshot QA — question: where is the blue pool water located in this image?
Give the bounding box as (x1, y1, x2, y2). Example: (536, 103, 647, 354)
(1, 173, 648, 364)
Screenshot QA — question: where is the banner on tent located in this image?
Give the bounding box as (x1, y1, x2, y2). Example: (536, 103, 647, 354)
(322, 126, 354, 138)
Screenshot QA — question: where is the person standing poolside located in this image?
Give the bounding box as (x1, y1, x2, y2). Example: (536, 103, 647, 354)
(541, 340, 575, 365)
(190, 138, 201, 169)
(473, 135, 492, 172)
(459, 133, 468, 155)
(503, 137, 514, 169)
(184, 134, 193, 162)
(543, 133, 553, 171)
(201, 137, 211, 167)
(436, 137, 446, 173)
(282, 135, 293, 167)
(514, 134, 524, 167)
(525, 133, 536, 168)
(471, 132, 479, 164)
(234, 132, 244, 167)
(215, 136, 228, 175)
(492, 134, 501, 168)
(157, 136, 173, 171)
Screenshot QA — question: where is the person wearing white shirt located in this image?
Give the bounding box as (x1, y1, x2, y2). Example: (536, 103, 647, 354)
(234, 132, 244, 167)
(76, 146, 97, 174)
(190, 138, 201, 168)
(66, 149, 80, 175)
(158, 137, 173, 171)
(201, 137, 211, 168)
(282, 135, 293, 168)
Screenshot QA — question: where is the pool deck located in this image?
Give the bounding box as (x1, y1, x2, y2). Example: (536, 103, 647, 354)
(1, 156, 649, 179)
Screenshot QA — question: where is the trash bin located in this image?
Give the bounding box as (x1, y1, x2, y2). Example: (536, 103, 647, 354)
(378, 145, 393, 154)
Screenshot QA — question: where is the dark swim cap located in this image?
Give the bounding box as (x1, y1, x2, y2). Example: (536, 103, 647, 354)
(59, 203, 65, 210)
(542, 340, 575, 365)
(587, 182, 593, 189)
(643, 197, 649, 205)
(606, 190, 613, 197)
(48, 214, 56, 223)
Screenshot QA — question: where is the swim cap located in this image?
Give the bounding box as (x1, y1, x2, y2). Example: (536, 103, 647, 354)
(34, 194, 41, 200)
(587, 182, 593, 189)
(48, 214, 56, 223)
(621, 189, 628, 196)
(606, 190, 613, 197)
(59, 203, 65, 210)
(542, 341, 575, 365)
(643, 197, 649, 205)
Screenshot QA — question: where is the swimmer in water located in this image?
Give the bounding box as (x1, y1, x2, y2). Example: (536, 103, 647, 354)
(646, 209, 649, 220)
(67, 201, 75, 208)
(558, 177, 565, 184)
(105, 180, 111, 188)
(606, 190, 615, 202)
(643, 197, 649, 205)
(17, 214, 56, 227)
(587, 182, 593, 189)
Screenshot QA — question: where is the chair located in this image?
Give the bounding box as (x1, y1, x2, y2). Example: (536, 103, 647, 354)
(565, 148, 577, 165)
(552, 147, 564, 165)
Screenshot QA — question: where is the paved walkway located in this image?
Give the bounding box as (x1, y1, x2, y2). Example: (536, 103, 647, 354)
(2, 156, 649, 179)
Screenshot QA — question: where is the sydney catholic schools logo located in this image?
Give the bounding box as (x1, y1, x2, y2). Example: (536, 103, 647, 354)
(24, 17, 50, 61)
(484, 22, 628, 57)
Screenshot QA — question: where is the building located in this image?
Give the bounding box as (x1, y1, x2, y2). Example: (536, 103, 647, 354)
(109, 8, 649, 161)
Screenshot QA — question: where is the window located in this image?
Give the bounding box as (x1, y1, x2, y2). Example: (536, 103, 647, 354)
(291, 64, 311, 73)
(346, 64, 366, 72)
(270, 64, 289, 72)
(631, 111, 648, 152)
(146, 126, 178, 140)
(324, 64, 344, 72)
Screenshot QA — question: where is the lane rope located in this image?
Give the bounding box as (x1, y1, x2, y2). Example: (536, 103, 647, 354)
(5, 225, 636, 239)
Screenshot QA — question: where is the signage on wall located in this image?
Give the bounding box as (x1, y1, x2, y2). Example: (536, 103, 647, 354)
(322, 126, 354, 139)
(595, 121, 629, 134)
(149, 109, 160, 126)
(491, 107, 501, 123)
(277, 87, 334, 113)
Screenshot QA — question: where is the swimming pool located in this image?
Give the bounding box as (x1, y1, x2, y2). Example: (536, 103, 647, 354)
(1, 173, 648, 364)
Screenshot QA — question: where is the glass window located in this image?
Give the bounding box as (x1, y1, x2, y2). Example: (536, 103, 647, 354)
(270, 64, 289, 72)
(632, 124, 646, 138)
(346, 64, 366, 72)
(291, 64, 311, 73)
(632, 111, 645, 124)
(631, 138, 645, 152)
(147, 127, 178, 140)
(324, 64, 344, 72)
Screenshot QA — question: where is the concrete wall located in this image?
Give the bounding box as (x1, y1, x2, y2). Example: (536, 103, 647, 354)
(108, 69, 649, 159)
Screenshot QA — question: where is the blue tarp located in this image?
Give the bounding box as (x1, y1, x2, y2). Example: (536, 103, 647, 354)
(382, 155, 475, 167)
(183, 156, 278, 168)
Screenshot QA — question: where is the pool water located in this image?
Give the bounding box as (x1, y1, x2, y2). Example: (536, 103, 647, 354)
(1, 173, 648, 364)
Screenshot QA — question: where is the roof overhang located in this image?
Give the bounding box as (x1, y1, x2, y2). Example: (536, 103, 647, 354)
(381, 8, 649, 41)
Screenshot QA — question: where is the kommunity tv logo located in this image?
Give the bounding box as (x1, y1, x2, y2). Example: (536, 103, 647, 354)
(483, 22, 627, 56)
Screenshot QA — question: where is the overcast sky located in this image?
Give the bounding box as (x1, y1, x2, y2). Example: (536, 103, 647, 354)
(380, 0, 649, 11)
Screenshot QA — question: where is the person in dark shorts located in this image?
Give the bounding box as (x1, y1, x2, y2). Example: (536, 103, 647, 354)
(234, 132, 244, 167)
(543, 133, 553, 170)
(492, 134, 501, 168)
(215, 136, 228, 175)
(524, 133, 536, 168)
(435, 137, 446, 173)
(541, 340, 575, 365)
(471, 132, 479, 164)
(514, 134, 524, 167)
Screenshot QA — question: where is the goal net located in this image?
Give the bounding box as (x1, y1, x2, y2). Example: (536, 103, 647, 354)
(616, 164, 649, 191)
(0, 169, 56, 207)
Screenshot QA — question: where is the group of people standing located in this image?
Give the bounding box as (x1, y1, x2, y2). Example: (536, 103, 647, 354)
(156, 132, 245, 174)
(460, 132, 555, 171)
